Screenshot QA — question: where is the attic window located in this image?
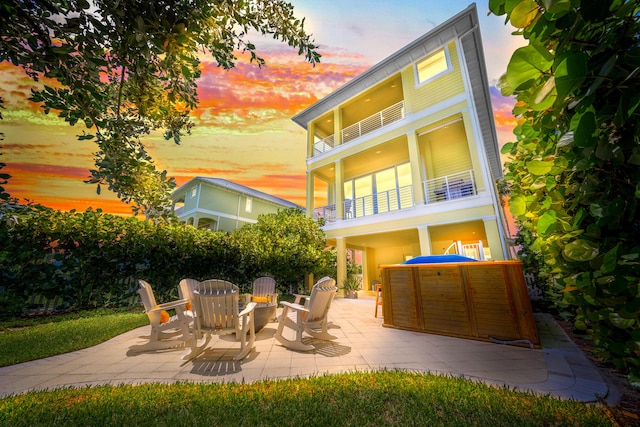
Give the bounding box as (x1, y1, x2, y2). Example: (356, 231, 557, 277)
(190, 186, 197, 198)
(415, 47, 450, 84)
(245, 197, 253, 213)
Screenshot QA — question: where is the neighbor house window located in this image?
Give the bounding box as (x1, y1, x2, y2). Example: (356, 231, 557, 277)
(245, 197, 252, 213)
(415, 47, 450, 84)
(190, 186, 197, 198)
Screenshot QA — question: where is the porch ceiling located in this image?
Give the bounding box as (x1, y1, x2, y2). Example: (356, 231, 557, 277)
(326, 228, 419, 249)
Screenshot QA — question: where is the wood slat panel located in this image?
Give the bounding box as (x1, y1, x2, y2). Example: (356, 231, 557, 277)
(381, 261, 540, 347)
(388, 268, 419, 329)
(418, 266, 471, 335)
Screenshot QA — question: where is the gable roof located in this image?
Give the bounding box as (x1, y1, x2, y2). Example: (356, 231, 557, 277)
(172, 177, 301, 209)
(291, 3, 502, 180)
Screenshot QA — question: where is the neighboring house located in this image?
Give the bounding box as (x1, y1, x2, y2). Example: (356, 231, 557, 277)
(292, 4, 511, 290)
(171, 177, 300, 232)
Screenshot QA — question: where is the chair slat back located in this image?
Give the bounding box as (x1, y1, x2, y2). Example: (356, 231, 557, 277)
(252, 277, 276, 297)
(137, 279, 158, 311)
(179, 278, 200, 302)
(193, 279, 239, 333)
(307, 279, 337, 322)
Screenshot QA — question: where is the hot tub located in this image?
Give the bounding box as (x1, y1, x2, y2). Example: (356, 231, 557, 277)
(379, 259, 539, 348)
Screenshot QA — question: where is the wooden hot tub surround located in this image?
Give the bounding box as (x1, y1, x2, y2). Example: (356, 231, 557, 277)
(380, 261, 540, 348)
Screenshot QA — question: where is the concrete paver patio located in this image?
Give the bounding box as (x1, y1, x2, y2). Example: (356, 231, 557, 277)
(0, 293, 613, 403)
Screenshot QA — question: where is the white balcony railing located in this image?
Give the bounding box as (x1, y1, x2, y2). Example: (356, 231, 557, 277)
(423, 170, 476, 204)
(312, 204, 336, 222)
(313, 185, 414, 223)
(313, 134, 335, 155)
(341, 100, 405, 144)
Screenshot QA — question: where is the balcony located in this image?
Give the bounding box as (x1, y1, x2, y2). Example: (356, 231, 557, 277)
(313, 185, 414, 223)
(423, 170, 476, 203)
(312, 100, 405, 157)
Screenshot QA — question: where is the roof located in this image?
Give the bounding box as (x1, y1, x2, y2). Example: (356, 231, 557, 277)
(291, 3, 503, 180)
(171, 177, 301, 209)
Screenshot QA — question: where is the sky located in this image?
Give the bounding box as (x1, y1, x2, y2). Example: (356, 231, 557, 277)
(0, 1, 523, 215)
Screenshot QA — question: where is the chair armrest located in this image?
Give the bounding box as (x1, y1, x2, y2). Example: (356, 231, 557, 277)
(279, 301, 309, 313)
(292, 293, 309, 304)
(150, 298, 190, 312)
(239, 302, 257, 317)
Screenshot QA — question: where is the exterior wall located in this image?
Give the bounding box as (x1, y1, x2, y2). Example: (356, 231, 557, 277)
(172, 179, 297, 233)
(405, 41, 465, 114)
(295, 6, 509, 289)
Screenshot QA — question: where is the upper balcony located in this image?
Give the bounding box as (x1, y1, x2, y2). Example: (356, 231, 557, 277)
(311, 76, 404, 158)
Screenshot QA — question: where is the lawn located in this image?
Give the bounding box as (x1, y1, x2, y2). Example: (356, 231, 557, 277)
(0, 371, 613, 426)
(0, 308, 148, 367)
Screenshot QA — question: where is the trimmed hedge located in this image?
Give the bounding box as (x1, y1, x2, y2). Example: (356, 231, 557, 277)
(0, 204, 333, 319)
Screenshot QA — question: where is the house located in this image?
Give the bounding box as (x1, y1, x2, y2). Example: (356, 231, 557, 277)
(171, 177, 300, 232)
(292, 4, 510, 290)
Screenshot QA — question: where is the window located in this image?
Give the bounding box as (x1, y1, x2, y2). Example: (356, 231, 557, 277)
(245, 197, 252, 213)
(190, 186, 197, 198)
(343, 162, 413, 217)
(416, 48, 450, 84)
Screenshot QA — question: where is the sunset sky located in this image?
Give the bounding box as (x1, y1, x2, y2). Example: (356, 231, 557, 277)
(0, 1, 523, 215)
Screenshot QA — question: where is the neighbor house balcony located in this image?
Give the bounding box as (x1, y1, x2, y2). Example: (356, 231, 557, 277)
(312, 100, 405, 157)
(313, 185, 414, 223)
(423, 170, 476, 203)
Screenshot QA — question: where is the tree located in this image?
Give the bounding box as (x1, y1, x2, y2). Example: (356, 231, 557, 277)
(0, 0, 320, 218)
(231, 208, 335, 291)
(490, 0, 640, 383)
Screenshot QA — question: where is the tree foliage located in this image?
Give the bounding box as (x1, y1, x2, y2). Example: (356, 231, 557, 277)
(490, 0, 640, 383)
(231, 208, 335, 291)
(0, 204, 332, 318)
(0, 0, 320, 218)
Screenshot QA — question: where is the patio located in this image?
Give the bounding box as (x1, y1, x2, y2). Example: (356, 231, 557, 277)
(0, 293, 611, 402)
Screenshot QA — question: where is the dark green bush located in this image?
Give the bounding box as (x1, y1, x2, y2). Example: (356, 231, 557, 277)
(0, 204, 331, 313)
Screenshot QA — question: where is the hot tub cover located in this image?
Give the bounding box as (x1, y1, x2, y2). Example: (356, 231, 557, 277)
(403, 254, 478, 264)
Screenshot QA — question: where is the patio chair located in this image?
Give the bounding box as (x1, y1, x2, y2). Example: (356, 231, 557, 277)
(274, 277, 338, 351)
(248, 276, 278, 305)
(244, 276, 278, 325)
(182, 279, 257, 362)
(135, 279, 192, 350)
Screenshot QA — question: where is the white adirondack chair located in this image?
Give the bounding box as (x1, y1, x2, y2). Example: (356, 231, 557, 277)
(248, 276, 278, 305)
(135, 279, 192, 351)
(275, 278, 338, 351)
(182, 279, 257, 362)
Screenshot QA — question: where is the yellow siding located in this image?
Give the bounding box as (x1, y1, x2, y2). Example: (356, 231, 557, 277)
(405, 41, 464, 113)
(419, 119, 472, 179)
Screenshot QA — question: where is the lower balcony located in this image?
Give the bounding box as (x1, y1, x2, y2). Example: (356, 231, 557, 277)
(423, 170, 476, 203)
(312, 170, 477, 224)
(313, 185, 413, 223)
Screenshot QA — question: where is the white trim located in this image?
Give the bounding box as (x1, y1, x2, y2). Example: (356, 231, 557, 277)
(455, 34, 508, 260)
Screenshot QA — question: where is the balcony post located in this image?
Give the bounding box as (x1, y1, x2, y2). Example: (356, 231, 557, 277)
(417, 226, 432, 256)
(483, 217, 506, 260)
(407, 132, 425, 205)
(306, 170, 315, 218)
(333, 107, 342, 146)
(336, 237, 347, 295)
(307, 121, 315, 157)
(335, 160, 345, 219)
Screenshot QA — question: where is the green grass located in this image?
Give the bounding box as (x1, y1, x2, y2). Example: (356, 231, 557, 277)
(0, 308, 148, 367)
(0, 371, 613, 426)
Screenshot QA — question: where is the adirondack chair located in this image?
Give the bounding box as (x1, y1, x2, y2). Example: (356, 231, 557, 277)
(243, 276, 278, 326)
(182, 279, 257, 362)
(178, 278, 200, 313)
(274, 278, 338, 351)
(136, 279, 192, 350)
(248, 276, 278, 305)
